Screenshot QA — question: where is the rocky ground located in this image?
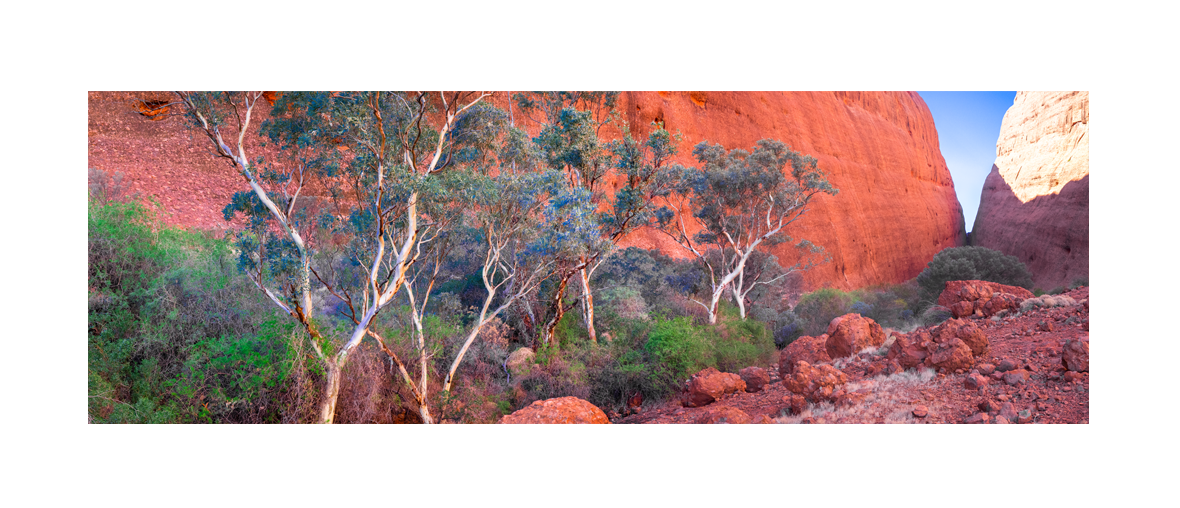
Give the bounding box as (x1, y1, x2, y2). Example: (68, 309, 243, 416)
(615, 286, 1089, 424)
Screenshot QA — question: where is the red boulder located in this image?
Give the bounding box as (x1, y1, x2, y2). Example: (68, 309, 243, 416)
(779, 334, 832, 376)
(825, 314, 886, 359)
(500, 397, 610, 424)
(682, 368, 747, 408)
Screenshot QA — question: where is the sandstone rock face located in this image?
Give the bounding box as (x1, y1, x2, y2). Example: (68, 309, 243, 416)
(500, 397, 610, 424)
(682, 368, 747, 408)
(614, 92, 966, 291)
(89, 92, 966, 293)
(779, 335, 832, 376)
(971, 91, 1089, 291)
(824, 314, 886, 359)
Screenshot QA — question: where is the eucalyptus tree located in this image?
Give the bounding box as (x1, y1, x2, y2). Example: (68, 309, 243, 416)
(173, 91, 497, 423)
(517, 92, 682, 346)
(652, 139, 838, 324)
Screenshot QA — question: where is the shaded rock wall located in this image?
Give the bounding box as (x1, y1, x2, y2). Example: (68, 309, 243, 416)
(88, 91, 966, 291)
(971, 91, 1089, 290)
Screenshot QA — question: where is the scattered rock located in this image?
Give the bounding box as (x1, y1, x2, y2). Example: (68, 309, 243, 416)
(1000, 402, 1018, 421)
(1016, 409, 1033, 424)
(739, 366, 770, 393)
(500, 397, 610, 424)
(1062, 338, 1089, 372)
(682, 368, 747, 408)
(1003, 369, 1031, 386)
(977, 363, 996, 375)
(825, 314, 886, 359)
(994, 415, 1011, 424)
(964, 373, 990, 391)
(978, 399, 1001, 413)
(997, 358, 1018, 372)
(1037, 320, 1054, 332)
(779, 334, 832, 376)
(694, 406, 753, 424)
(912, 405, 928, 418)
(965, 412, 991, 424)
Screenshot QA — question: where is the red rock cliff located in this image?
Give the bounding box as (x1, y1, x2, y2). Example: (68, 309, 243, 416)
(88, 91, 966, 291)
(605, 92, 966, 291)
(970, 91, 1089, 291)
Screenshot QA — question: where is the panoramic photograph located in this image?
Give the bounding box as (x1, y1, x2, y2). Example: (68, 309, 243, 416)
(86, 90, 1089, 424)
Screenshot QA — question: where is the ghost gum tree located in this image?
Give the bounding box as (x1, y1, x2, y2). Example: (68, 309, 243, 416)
(653, 139, 838, 324)
(516, 92, 682, 346)
(173, 91, 522, 423)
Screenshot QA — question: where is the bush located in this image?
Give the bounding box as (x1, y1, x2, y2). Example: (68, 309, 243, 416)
(714, 317, 775, 372)
(792, 288, 853, 336)
(644, 316, 717, 381)
(915, 246, 1034, 308)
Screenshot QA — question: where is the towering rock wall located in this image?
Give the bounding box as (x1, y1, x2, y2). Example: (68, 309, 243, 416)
(88, 91, 966, 292)
(971, 91, 1089, 291)
(608, 92, 966, 291)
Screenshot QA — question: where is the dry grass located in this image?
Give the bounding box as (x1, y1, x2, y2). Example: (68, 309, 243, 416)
(774, 367, 937, 424)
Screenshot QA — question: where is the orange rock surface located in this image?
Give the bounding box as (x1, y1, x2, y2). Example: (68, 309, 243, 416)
(88, 91, 966, 291)
(971, 91, 1089, 291)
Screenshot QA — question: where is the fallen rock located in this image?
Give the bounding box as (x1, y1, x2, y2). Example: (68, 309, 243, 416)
(965, 412, 991, 424)
(964, 373, 990, 391)
(994, 415, 1011, 424)
(938, 280, 1035, 314)
(912, 405, 928, 418)
(682, 368, 747, 408)
(997, 358, 1018, 372)
(933, 318, 989, 357)
(1016, 409, 1034, 424)
(1002, 369, 1031, 386)
(1062, 338, 1089, 372)
(779, 334, 832, 377)
(1000, 402, 1018, 421)
(694, 406, 753, 424)
(739, 366, 770, 393)
(886, 332, 929, 369)
(925, 337, 974, 372)
(782, 361, 849, 402)
(500, 397, 610, 424)
(825, 314, 886, 359)
(977, 363, 996, 375)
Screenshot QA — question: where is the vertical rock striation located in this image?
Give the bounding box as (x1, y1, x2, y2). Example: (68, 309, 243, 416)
(971, 91, 1089, 291)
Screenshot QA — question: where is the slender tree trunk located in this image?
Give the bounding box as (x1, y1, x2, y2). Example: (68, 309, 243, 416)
(579, 267, 597, 345)
(319, 363, 341, 424)
(540, 275, 573, 348)
(707, 286, 725, 324)
(731, 285, 747, 319)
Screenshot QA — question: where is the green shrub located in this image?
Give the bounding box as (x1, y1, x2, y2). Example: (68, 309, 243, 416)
(915, 246, 1034, 309)
(793, 287, 853, 336)
(714, 318, 774, 372)
(644, 316, 717, 381)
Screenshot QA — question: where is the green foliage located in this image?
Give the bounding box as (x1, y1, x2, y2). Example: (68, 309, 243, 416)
(793, 288, 853, 336)
(645, 316, 718, 381)
(714, 317, 775, 373)
(916, 246, 1034, 308)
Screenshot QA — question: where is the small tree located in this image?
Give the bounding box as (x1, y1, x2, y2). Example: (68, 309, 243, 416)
(653, 139, 837, 324)
(521, 92, 682, 346)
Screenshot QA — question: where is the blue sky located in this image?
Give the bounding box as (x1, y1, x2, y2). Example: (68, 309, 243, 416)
(916, 91, 1017, 233)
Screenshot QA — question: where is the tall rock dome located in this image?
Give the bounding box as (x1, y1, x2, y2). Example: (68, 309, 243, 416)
(971, 91, 1089, 291)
